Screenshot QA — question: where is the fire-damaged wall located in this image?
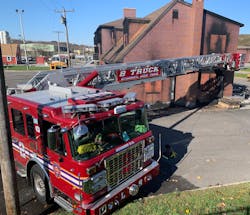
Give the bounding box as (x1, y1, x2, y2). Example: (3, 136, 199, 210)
(201, 10, 241, 55)
(200, 10, 242, 99)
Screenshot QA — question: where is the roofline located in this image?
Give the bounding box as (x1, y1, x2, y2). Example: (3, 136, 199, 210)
(94, 25, 123, 35)
(123, 17, 150, 24)
(114, 0, 179, 62)
(204, 9, 244, 27)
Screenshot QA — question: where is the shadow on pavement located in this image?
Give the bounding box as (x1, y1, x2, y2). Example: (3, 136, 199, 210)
(139, 122, 197, 197)
(147, 105, 190, 121)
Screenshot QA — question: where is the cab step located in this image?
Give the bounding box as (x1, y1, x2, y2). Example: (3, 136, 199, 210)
(15, 162, 26, 177)
(54, 196, 73, 212)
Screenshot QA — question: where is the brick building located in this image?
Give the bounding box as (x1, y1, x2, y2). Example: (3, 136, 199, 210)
(94, 0, 243, 107)
(1, 44, 20, 65)
(238, 46, 250, 63)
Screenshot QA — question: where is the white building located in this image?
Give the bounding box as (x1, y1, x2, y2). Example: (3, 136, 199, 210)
(0, 31, 11, 44)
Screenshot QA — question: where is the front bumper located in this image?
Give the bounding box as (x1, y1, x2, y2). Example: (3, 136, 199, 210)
(77, 160, 159, 215)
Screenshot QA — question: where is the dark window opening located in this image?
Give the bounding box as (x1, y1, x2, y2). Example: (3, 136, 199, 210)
(173, 9, 179, 19)
(11, 109, 25, 135)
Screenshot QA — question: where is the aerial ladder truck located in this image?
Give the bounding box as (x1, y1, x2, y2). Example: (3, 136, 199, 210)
(7, 53, 243, 95)
(7, 53, 243, 215)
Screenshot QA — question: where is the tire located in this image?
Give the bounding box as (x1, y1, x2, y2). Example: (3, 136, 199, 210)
(30, 164, 51, 203)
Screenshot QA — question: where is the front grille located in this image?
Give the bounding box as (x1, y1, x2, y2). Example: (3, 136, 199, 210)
(104, 141, 144, 189)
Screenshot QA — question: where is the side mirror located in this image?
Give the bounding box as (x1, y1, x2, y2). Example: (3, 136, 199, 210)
(60, 127, 68, 133)
(47, 125, 60, 150)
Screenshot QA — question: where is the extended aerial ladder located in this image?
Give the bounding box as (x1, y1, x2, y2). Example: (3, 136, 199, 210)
(8, 53, 243, 94)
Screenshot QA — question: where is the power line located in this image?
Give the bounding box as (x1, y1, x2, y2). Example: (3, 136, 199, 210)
(53, 31, 63, 54)
(16, 9, 29, 70)
(55, 8, 74, 67)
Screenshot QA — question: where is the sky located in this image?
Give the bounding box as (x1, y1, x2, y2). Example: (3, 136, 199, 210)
(0, 0, 249, 46)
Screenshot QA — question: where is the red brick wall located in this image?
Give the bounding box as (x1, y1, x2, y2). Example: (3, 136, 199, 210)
(99, 0, 241, 105)
(101, 28, 113, 54)
(115, 30, 123, 45)
(175, 72, 199, 107)
(223, 70, 234, 97)
(121, 79, 171, 105)
(124, 2, 195, 62)
(191, 0, 204, 56)
(124, 8, 136, 18)
(123, 1, 204, 106)
(128, 22, 147, 44)
(2, 56, 17, 65)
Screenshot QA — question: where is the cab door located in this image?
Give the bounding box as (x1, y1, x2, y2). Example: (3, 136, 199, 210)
(9, 106, 39, 169)
(42, 121, 76, 197)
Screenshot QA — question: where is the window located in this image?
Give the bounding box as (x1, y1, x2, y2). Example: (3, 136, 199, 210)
(12, 109, 25, 135)
(172, 9, 179, 19)
(26, 114, 36, 139)
(7, 56, 12, 62)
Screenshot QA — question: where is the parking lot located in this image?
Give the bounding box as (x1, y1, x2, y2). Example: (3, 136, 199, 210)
(1, 71, 250, 214)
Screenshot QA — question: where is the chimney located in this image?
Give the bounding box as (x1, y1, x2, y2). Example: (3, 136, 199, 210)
(123, 8, 136, 18)
(191, 0, 204, 55)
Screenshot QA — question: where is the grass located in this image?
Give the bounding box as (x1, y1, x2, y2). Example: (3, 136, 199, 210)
(241, 68, 250, 72)
(234, 73, 249, 79)
(238, 34, 250, 46)
(230, 67, 250, 79)
(113, 182, 250, 215)
(53, 182, 250, 215)
(4, 65, 50, 71)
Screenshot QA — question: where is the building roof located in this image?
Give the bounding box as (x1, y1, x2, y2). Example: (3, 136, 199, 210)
(204, 10, 244, 27)
(111, 0, 180, 62)
(100, 0, 244, 63)
(101, 19, 124, 29)
(0, 44, 19, 56)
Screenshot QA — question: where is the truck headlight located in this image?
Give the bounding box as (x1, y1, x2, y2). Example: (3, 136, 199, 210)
(144, 143, 154, 162)
(83, 170, 107, 194)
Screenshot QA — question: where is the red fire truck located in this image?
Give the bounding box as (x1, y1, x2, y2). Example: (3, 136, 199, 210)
(8, 84, 159, 215)
(8, 52, 244, 214)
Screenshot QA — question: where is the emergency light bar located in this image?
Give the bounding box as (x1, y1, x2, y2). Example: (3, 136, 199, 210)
(72, 91, 114, 102)
(62, 104, 98, 114)
(123, 92, 136, 102)
(114, 105, 127, 114)
(97, 98, 124, 108)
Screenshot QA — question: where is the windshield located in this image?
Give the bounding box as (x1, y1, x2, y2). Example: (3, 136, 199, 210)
(119, 109, 148, 141)
(69, 108, 148, 161)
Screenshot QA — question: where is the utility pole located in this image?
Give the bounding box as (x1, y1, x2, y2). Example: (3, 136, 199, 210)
(53, 31, 63, 54)
(55, 8, 74, 67)
(0, 46, 20, 214)
(16, 9, 29, 70)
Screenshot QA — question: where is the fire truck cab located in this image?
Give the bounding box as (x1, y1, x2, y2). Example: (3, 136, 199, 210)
(8, 84, 159, 215)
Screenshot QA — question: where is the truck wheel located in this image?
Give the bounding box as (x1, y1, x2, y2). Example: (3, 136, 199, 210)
(30, 164, 51, 203)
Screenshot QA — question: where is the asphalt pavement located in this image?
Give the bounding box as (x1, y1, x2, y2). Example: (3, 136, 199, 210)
(144, 106, 250, 196)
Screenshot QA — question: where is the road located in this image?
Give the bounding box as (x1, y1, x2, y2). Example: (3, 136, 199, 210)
(1, 71, 250, 214)
(4, 70, 38, 89)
